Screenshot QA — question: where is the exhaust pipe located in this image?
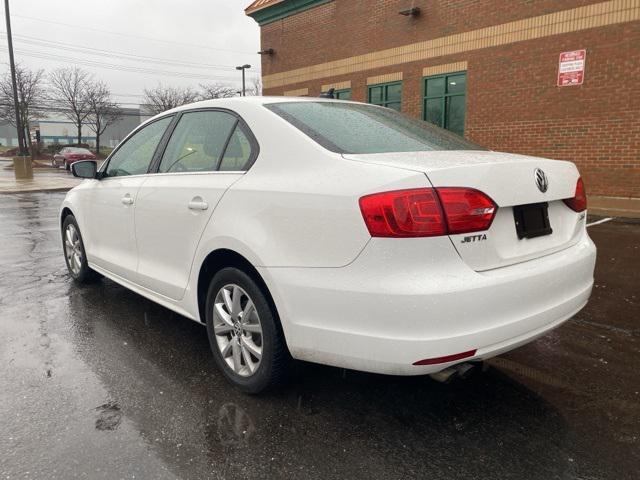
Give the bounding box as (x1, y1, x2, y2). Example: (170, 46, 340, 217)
(429, 366, 458, 383)
(453, 362, 475, 379)
(429, 362, 478, 383)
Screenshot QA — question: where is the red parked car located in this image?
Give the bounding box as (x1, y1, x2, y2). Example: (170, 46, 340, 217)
(52, 147, 96, 170)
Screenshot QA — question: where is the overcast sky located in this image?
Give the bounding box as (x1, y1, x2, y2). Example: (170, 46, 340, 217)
(0, 0, 261, 108)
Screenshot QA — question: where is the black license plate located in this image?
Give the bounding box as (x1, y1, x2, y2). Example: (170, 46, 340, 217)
(513, 202, 552, 239)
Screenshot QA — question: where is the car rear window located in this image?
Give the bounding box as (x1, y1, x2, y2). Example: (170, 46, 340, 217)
(68, 147, 91, 154)
(265, 101, 484, 154)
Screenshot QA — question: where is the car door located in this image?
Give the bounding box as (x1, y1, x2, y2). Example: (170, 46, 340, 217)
(85, 115, 174, 281)
(134, 109, 257, 300)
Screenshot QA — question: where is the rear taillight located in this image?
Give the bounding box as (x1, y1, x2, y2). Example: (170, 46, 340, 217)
(359, 187, 496, 238)
(359, 188, 446, 237)
(436, 188, 497, 234)
(563, 177, 587, 212)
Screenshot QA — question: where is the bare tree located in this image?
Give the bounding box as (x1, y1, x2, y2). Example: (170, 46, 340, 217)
(142, 85, 199, 115)
(85, 80, 122, 156)
(48, 67, 92, 145)
(247, 77, 262, 96)
(0, 64, 46, 154)
(199, 83, 238, 100)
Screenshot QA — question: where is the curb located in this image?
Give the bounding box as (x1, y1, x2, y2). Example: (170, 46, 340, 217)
(0, 186, 76, 194)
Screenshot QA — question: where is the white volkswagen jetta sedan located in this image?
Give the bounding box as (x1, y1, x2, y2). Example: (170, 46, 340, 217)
(60, 97, 596, 393)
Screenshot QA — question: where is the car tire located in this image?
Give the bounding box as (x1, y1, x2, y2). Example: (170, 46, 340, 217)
(62, 215, 102, 283)
(205, 267, 290, 394)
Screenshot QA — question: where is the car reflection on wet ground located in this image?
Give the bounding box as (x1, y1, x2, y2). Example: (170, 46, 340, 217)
(1, 192, 638, 480)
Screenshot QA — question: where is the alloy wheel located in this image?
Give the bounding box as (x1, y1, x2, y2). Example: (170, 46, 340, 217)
(213, 284, 263, 377)
(64, 224, 83, 275)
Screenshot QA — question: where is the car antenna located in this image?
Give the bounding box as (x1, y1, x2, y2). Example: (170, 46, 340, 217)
(319, 88, 335, 99)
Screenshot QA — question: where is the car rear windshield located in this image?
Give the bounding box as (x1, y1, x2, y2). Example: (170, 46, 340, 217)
(265, 101, 484, 154)
(68, 147, 91, 154)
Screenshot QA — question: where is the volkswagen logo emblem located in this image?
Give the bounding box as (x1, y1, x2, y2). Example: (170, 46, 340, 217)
(534, 168, 548, 193)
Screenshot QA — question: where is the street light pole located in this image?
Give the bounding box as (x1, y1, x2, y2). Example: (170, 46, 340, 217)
(235, 64, 251, 97)
(4, 0, 26, 155)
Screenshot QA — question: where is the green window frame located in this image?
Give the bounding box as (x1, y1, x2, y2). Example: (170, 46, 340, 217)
(335, 89, 352, 100)
(320, 88, 352, 100)
(367, 81, 402, 111)
(423, 71, 467, 135)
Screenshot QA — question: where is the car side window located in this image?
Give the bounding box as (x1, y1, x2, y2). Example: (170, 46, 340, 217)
(105, 116, 173, 178)
(218, 124, 253, 171)
(158, 111, 237, 173)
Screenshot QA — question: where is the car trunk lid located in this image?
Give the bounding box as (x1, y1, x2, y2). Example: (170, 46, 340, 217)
(343, 150, 585, 271)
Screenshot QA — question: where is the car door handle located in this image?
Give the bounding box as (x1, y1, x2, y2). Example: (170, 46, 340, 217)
(188, 198, 208, 211)
(121, 194, 134, 206)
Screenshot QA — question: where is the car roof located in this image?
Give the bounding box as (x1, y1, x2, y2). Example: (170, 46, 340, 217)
(140, 96, 368, 130)
(155, 96, 358, 115)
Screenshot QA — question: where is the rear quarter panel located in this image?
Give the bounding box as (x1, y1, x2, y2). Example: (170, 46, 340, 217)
(194, 103, 430, 268)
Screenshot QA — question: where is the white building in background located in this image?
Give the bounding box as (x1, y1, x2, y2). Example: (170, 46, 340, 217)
(0, 107, 144, 148)
(37, 119, 97, 146)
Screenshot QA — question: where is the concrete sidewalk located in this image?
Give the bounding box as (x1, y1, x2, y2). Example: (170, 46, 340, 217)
(0, 175, 82, 194)
(0, 159, 82, 193)
(588, 195, 640, 219)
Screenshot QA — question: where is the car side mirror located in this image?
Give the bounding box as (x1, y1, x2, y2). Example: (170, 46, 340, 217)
(71, 160, 97, 179)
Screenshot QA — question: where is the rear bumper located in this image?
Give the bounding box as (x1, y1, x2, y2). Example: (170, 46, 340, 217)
(260, 232, 596, 375)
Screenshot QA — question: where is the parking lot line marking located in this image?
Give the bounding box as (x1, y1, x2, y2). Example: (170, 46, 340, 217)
(586, 217, 613, 227)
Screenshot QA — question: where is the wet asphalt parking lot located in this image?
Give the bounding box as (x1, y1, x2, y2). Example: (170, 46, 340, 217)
(0, 192, 638, 480)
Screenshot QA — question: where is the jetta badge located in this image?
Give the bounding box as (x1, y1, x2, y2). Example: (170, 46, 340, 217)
(534, 168, 548, 193)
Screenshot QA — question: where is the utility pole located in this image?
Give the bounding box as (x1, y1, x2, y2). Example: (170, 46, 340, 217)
(4, 0, 26, 155)
(235, 64, 251, 97)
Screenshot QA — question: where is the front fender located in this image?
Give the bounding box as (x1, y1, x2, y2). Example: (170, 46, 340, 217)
(59, 185, 92, 252)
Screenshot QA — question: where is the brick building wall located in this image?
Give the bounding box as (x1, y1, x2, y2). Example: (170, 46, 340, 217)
(248, 0, 640, 201)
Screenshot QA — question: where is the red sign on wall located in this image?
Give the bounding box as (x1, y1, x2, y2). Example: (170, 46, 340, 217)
(557, 50, 586, 86)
